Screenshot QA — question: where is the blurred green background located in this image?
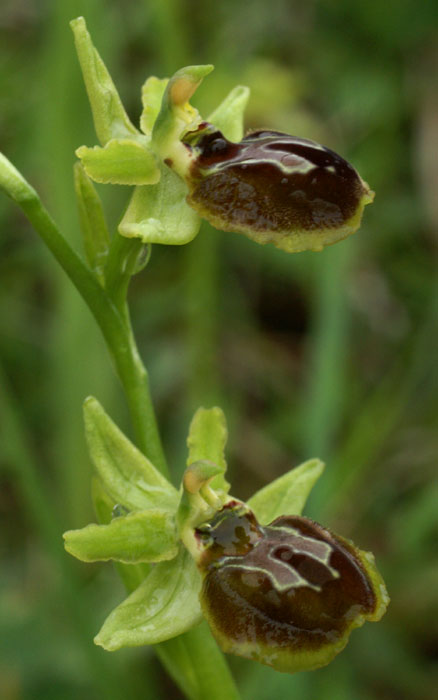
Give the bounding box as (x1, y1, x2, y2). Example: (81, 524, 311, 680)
(1, 1, 437, 698)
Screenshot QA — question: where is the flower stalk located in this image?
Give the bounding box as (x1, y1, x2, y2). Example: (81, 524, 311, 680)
(0, 15, 387, 700)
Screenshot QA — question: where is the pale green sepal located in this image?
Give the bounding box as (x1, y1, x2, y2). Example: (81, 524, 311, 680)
(187, 407, 230, 493)
(63, 509, 178, 564)
(140, 77, 169, 136)
(76, 139, 160, 185)
(247, 458, 325, 525)
(118, 165, 201, 245)
(208, 86, 250, 141)
(94, 547, 203, 650)
(90, 477, 151, 591)
(74, 162, 110, 282)
(70, 17, 139, 145)
(84, 397, 179, 511)
(0, 152, 38, 204)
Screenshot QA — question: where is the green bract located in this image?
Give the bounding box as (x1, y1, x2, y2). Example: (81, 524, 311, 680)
(73, 163, 110, 282)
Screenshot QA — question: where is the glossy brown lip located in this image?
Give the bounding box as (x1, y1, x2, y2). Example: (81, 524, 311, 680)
(197, 505, 386, 672)
(183, 127, 366, 235)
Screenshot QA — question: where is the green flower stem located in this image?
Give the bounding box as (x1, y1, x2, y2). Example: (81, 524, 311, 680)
(2, 157, 241, 699)
(0, 161, 167, 475)
(104, 232, 146, 313)
(157, 623, 241, 700)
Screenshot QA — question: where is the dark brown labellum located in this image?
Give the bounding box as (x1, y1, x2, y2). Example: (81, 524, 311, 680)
(195, 503, 388, 673)
(182, 125, 374, 253)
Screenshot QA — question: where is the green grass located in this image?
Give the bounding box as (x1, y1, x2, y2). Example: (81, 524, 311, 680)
(1, 1, 436, 698)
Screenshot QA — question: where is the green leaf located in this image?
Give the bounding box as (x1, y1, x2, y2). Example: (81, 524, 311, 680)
(187, 407, 229, 493)
(84, 397, 179, 511)
(118, 165, 201, 245)
(63, 509, 178, 564)
(247, 458, 325, 525)
(70, 17, 139, 145)
(140, 76, 169, 136)
(74, 162, 110, 282)
(94, 547, 203, 650)
(208, 85, 250, 142)
(76, 139, 160, 185)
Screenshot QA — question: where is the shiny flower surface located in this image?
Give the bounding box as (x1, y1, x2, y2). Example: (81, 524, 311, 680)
(181, 126, 374, 252)
(196, 502, 388, 673)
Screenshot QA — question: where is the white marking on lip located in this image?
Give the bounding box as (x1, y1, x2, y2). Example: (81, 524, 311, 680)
(207, 157, 315, 177)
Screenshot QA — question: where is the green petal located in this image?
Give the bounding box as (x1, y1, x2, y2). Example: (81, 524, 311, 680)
(84, 397, 178, 511)
(187, 407, 229, 493)
(118, 164, 201, 244)
(208, 85, 250, 142)
(94, 547, 203, 650)
(90, 477, 151, 592)
(73, 162, 110, 281)
(63, 509, 178, 564)
(140, 76, 169, 136)
(76, 139, 160, 185)
(71, 17, 139, 145)
(247, 458, 325, 524)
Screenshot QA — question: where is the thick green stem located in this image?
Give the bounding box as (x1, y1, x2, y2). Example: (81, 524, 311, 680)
(104, 232, 148, 313)
(1, 159, 240, 699)
(113, 315, 168, 475)
(157, 623, 240, 700)
(0, 169, 167, 475)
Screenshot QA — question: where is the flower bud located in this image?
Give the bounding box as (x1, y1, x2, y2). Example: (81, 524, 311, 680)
(181, 126, 374, 252)
(195, 502, 388, 673)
